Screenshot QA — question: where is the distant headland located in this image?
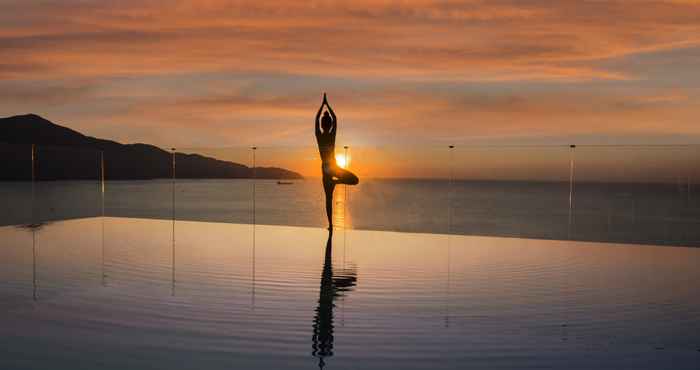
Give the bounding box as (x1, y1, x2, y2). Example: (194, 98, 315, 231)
(0, 114, 302, 180)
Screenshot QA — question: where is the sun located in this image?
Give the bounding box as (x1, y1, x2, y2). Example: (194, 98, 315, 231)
(335, 153, 347, 169)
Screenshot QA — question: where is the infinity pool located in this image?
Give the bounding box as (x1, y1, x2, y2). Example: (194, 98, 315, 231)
(1, 217, 698, 369)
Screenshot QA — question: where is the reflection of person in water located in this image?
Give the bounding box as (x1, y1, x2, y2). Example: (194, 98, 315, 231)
(312, 231, 357, 369)
(315, 93, 359, 230)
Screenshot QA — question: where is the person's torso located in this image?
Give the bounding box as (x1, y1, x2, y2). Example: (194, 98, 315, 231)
(316, 134, 335, 164)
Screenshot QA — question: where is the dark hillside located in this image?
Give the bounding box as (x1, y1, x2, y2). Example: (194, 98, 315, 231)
(0, 114, 301, 180)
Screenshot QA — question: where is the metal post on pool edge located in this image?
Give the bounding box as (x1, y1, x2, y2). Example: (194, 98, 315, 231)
(562, 144, 577, 335)
(171, 148, 176, 296)
(100, 151, 105, 217)
(31, 144, 36, 226)
(100, 150, 106, 287)
(252, 146, 257, 226)
(568, 144, 576, 240)
(448, 145, 454, 236)
(343, 145, 349, 267)
(344, 145, 348, 225)
(251, 146, 257, 309)
(171, 148, 176, 222)
(446, 144, 454, 328)
(31, 144, 37, 301)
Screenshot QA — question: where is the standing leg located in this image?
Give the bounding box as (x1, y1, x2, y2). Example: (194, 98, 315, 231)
(323, 177, 335, 230)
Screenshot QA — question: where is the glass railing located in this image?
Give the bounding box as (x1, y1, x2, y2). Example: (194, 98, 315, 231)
(573, 145, 700, 246)
(448, 145, 573, 240)
(171, 147, 254, 225)
(0, 144, 102, 226)
(34, 145, 102, 225)
(0, 143, 34, 225)
(102, 145, 172, 221)
(1, 143, 698, 247)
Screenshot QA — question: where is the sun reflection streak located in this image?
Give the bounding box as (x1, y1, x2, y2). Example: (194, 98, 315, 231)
(332, 183, 351, 230)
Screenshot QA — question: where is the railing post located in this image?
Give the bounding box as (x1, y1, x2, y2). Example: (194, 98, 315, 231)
(170, 148, 176, 296)
(343, 145, 349, 266)
(100, 150, 106, 286)
(448, 145, 454, 235)
(343, 145, 349, 222)
(446, 144, 455, 328)
(251, 146, 257, 226)
(171, 148, 176, 221)
(31, 144, 37, 300)
(31, 144, 36, 225)
(568, 144, 576, 239)
(100, 151, 105, 214)
(251, 146, 257, 309)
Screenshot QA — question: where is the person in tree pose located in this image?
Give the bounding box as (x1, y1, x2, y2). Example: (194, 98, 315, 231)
(315, 93, 359, 230)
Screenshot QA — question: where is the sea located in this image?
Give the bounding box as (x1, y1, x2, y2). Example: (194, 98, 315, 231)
(2, 178, 698, 247)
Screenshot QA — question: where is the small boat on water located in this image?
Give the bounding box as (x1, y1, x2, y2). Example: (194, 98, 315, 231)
(277, 181, 294, 185)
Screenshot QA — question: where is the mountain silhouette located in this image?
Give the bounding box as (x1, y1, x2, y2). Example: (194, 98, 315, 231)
(0, 114, 302, 180)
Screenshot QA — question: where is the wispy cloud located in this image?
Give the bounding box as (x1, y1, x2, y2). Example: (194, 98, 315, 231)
(0, 1, 699, 146)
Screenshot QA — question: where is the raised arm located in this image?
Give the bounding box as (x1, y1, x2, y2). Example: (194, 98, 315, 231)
(315, 98, 324, 137)
(325, 96, 337, 136)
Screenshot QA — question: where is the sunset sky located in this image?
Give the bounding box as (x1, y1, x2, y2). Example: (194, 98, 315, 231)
(1, 1, 700, 151)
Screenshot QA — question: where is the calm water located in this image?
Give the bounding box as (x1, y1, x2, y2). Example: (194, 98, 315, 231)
(0, 217, 699, 369)
(2, 179, 699, 246)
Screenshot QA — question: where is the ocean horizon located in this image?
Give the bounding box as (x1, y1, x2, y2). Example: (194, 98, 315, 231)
(3, 178, 698, 247)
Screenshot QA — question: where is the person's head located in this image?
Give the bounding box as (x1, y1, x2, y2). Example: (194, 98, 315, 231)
(321, 111, 333, 132)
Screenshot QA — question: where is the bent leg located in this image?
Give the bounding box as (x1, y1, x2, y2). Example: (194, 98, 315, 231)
(333, 168, 359, 185)
(323, 177, 335, 229)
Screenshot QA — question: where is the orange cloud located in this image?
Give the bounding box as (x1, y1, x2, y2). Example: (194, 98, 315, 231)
(0, 0, 699, 149)
(1, 1, 699, 81)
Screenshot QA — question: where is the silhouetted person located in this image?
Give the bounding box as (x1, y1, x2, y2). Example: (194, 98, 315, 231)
(312, 230, 357, 369)
(315, 93, 359, 230)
